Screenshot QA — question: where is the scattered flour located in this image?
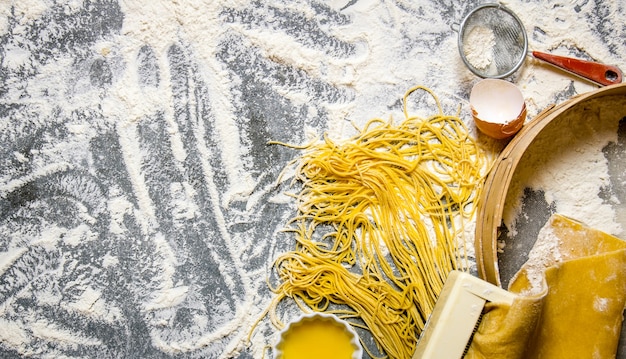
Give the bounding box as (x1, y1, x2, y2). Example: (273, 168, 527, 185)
(0, 319, 29, 348)
(30, 320, 102, 348)
(593, 297, 610, 312)
(516, 223, 562, 295)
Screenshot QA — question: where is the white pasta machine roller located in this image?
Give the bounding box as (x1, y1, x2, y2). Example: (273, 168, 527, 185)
(412, 270, 516, 358)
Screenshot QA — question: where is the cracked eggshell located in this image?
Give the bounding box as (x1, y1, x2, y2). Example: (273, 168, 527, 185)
(470, 78, 527, 139)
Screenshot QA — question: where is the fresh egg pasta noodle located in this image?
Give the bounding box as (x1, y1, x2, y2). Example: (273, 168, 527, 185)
(266, 86, 492, 359)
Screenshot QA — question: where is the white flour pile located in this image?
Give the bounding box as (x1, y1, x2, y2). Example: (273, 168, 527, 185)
(0, 1, 625, 358)
(464, 26, 496, 71)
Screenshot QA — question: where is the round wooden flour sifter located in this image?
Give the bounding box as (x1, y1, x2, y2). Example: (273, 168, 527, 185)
(475, 82, 626, 287)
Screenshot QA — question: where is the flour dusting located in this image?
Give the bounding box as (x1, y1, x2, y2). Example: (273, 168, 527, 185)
(516, 223, 562, 295)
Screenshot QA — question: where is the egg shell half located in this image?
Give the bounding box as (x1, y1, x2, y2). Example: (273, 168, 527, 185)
(470, 79, 527, 139)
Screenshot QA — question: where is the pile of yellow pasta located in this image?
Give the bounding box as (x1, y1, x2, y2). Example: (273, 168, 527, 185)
(269, 86, 492, 358)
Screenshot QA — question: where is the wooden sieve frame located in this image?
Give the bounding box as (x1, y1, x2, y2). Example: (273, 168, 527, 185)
(475, 83, 626, 286)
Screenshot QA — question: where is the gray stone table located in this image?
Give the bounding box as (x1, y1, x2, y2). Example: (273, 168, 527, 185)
(1, 1, 624, 358)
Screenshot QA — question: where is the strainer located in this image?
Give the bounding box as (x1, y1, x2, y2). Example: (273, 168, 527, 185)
(458, 3, 623, 86)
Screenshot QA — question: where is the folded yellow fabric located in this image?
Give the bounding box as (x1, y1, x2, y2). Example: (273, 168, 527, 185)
(465, 214, 626, 359)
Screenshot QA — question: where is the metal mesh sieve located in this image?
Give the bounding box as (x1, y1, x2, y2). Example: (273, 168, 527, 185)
(458, 4, 528, 79)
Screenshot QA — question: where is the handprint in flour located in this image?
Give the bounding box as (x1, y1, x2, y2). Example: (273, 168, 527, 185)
(0, 0, 356, 357)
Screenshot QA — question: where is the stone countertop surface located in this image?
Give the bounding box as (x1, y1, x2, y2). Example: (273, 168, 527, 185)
(1, 1, 625, 358)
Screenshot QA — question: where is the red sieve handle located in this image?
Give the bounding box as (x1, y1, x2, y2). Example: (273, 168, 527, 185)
(532, 51, 623, 86)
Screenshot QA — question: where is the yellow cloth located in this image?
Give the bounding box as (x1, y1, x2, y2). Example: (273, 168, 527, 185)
(465, 214, 626, 359)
